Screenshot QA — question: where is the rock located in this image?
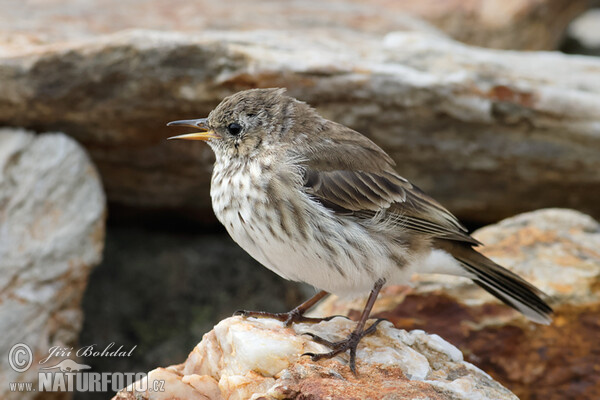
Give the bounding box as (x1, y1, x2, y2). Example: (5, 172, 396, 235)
(0, 0, 589, 50)
(0, 129, 106, 400)
(310, 208, 600, 400)
(385, 0, 589, 50)
(112, 316, 518, 400)
(563, 8, 600, 56)
(1, 31, 600, 224)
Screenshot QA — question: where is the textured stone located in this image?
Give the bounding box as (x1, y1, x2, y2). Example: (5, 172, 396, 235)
(0, 129, 106, 400)
(1, 30, 599, 224)
(112, 316, 518, 400)
(407, 0, 589, 50)
(0, 0, 588, 50)
(310, 208, 600, 400)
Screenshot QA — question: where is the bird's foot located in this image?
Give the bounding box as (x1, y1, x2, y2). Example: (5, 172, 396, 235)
(234, 309, 346, 327)
(302, 318, 386, 374)
(234, 290, 332, 327)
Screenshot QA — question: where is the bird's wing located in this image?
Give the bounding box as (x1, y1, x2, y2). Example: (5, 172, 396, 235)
(297, 120, 480, 246)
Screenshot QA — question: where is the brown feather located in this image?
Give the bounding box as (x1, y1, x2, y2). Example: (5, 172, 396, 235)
(295, 119, 480, 246)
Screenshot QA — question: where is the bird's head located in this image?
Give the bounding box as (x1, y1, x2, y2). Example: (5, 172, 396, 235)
(168, 88, 313, 160)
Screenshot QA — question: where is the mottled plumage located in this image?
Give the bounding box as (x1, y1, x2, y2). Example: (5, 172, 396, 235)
(168, 88, 552, 373)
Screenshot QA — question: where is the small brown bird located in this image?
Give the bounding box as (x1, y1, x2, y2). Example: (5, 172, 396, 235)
(168, 88, 552, 373)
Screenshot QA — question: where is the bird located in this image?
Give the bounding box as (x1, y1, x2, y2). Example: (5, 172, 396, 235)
(167, 88, 552, 373)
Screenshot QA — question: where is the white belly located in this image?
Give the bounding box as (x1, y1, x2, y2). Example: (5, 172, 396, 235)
(208, 158, 458, 296)
(210, 160, 427, 296)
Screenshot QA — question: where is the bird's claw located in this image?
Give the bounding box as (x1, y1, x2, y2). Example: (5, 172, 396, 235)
(301, 318, 386, 374)
(322, 314, 351, 321)
(234, 309, 342, 327)
(301, 332, 337, 347)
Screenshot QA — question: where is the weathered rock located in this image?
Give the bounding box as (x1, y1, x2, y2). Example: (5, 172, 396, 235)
(410, 0, 589, 50)
(0, 0, 589, 50)
(112, 316, 518, 400)
(1, 30, 599, 224)
(0, 129, 106, 400)
(311, 208, 600, 400)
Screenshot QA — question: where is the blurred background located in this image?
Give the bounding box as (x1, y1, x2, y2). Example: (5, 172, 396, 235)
(1, 1, 599, 399)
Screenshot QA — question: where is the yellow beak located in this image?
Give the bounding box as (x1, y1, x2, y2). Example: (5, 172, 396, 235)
(166, 118, 219, 141)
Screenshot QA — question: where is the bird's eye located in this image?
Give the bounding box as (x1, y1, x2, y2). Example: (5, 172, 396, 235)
(227, 122, 243, 136)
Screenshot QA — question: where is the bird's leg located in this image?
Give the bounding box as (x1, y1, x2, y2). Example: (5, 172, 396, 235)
(235, 290, 335, 326)
(302, 278, 386, 374)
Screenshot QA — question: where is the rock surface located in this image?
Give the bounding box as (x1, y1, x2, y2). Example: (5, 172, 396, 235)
(1, 30, 599, 224)
(311, 208, 600, 400)
(0, 129, 106, 400)
(0, 0, 588, 50)
(112, 316, 518, 400)
(393, 0, 589, 50)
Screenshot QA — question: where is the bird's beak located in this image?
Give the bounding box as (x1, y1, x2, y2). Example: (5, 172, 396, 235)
(166, 118, 219, 141)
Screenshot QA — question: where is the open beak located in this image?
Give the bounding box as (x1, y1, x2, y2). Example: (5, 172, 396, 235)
(167, 118, 219, 141)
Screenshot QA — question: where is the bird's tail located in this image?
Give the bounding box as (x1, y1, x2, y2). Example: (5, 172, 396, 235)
(435, 240, 553, 324)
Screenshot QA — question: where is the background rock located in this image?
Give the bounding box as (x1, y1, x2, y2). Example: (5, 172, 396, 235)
(1, 30, 599, 224)
(562, 8, 600, 56)
(392, 0, 589, 50)
(310, 208, 600, 400)
(0, 129, 106, 400)
(112, 316, 518, 400)
(0, 0, 590, 51)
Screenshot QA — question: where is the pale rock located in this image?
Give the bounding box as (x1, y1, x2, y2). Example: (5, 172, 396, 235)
(472, 208, 600, 303)
(113, 316, 518, 400)
(566, 8, 600, 55)
(0, 0, 589, 50)
(0, 129, 106, 400)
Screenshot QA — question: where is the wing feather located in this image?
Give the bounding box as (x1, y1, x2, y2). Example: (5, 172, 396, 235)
(296, 120, 480, 246)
